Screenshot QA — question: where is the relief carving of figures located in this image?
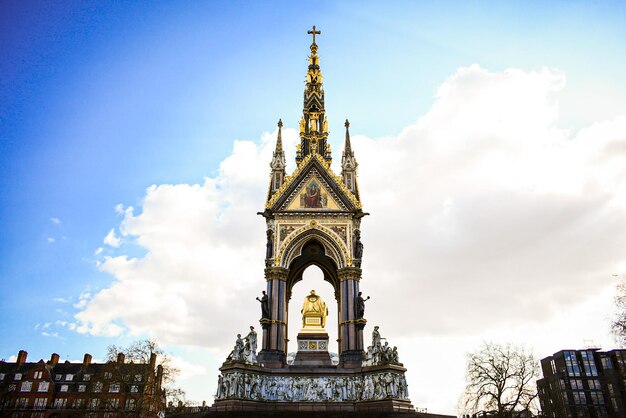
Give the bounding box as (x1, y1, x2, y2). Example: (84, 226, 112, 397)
(214, 371, 409, 402)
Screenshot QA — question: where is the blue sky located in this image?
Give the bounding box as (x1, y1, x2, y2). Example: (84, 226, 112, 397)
(2, 1, 626, 412)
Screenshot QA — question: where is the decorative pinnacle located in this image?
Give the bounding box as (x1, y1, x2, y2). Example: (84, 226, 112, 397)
(344, 119, 352, 153)
(278, 119, 283, 128)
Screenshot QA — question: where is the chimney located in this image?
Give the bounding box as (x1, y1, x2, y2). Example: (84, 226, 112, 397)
(49, 353, 59, 367)
(117, 353, 125, 364)
(149, 353, 157, 369)
(83, 353, 92, 367)
(156, 365, 164, 390)
(16, 350, 27, 367)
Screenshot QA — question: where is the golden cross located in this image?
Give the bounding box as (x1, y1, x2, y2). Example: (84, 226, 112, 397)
(307, 25, 321, 44)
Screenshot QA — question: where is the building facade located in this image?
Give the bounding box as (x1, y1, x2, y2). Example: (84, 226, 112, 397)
(0, 350, 165, 418)
(537, 349, 626, 418)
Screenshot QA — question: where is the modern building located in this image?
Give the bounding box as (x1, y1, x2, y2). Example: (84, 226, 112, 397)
(537, 348, 626, 418)
(0, 350, 165, 417)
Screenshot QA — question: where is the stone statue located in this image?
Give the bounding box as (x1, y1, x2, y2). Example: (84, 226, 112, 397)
(226, 334, 244, 362)
(301, 290, 329, 328)
(265, 229, 273, 259)
(354, 230, 364, 259)
(246, 326, 257, 353)
(256, 290, 270, 319)
(356, 291, 370, 319)
(243, 326, 258, 364)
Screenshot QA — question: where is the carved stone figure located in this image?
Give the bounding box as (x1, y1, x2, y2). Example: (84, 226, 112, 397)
(266, 229, 274, 258)
(256, 290, 270, 319)
(354, 229, 364, 259)
(246, 326, 257, 353)
(356, 291, 370, 319)
(226, 334, 244, 362)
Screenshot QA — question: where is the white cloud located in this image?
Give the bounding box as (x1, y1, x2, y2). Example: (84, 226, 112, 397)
(103, 228, 121, 248)
(47, 237, 55, 243)
(72, 65, 626, 413)
(50, 217, 61, 224)
(115, 204, 125, 214)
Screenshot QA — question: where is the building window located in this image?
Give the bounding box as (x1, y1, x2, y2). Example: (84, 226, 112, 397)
(134, 374, 143, 382)
(565, 351, 582, 377)
(83, 374, 91, 381)
(131, 385, 139, 393)
(590, 391, 605, 405)
(109, 383, 121, 393)
(8, 384, 16, 391)
(107, 398, 120, 409)
(53, 398, 67, 409)
(55, 374, 62, 380)
(104, 372, 112, 379)
(33, 371, 43, 379)
(74, 398, 85, 409)
(601, 356, 614, 370)
(125, 399, 136, 410)
(94, 381, 103, 392)
(89, 398, 100, 410)
(608, 383, 615, 396)
(550, 359, 557, 374)
(20, 381, 32, 392)
(0, 373, 4, 380)
(37, 381, 49, 392)
(16, 397, 28, 409)
(14, 373, 22, 380)
(581, 351, 598, 376)
(573, 391, 586, 405)
(78, 384, 86, 392)
(65, 374, 74, 381)
(570, 379, 583, 389)
(33, 398, 47, 410)
(60, 384, 69, 392)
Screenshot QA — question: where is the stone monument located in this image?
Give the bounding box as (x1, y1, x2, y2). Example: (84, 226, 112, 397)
(211, 26, 414, 413)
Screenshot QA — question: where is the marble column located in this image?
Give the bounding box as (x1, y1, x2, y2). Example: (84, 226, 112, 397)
(258, 266, 288, 367)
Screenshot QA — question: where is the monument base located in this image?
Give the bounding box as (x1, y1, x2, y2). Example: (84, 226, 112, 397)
(213, 362, 414, 413)
(293, 332, 333, 367)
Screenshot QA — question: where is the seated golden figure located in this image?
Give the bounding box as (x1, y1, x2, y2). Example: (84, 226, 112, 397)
(300, 290, 328, 334)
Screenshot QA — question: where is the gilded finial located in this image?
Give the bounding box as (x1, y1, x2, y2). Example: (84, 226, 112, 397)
(278, 119, 283, 128)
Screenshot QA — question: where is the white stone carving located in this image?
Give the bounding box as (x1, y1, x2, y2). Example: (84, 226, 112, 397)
(215, 371, 409, 402)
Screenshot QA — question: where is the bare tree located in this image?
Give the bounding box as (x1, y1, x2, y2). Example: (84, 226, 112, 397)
(611, 276, 626, 346)
(107, 339, 187, 407)
(460, 342, 539, 418)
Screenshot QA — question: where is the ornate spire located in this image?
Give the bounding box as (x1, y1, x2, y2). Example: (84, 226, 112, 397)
(341, 119, 358, 195)
(269, 119, 287, 194)
(296, 25, 331, 165)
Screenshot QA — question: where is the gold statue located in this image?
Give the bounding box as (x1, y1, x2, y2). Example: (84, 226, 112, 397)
(300, 290, 328, 333)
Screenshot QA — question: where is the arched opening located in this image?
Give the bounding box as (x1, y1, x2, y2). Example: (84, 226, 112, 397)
(287, 265, 339, 358)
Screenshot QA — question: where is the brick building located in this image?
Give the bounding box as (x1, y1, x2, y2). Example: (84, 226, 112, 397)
(537, 348, 626, 418)
(0, 350, 165, 417)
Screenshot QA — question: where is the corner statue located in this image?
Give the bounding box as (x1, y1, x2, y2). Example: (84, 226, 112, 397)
(300, 290, 329, 331)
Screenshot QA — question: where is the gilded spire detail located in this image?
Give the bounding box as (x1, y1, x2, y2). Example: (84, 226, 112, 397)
(296, 26, 330, 166)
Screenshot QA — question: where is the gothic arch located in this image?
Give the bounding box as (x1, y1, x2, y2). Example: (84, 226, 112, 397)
(279, 225, 348, 271)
